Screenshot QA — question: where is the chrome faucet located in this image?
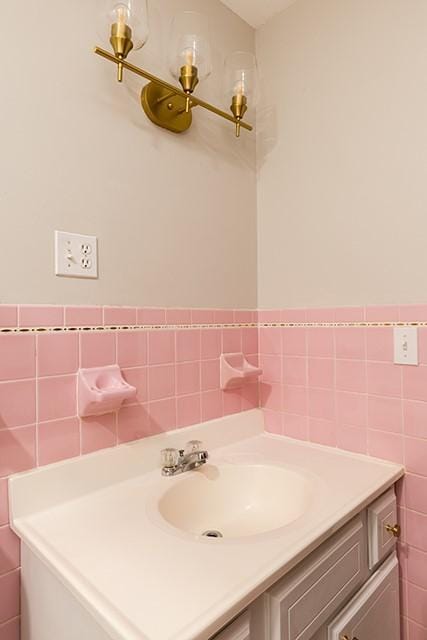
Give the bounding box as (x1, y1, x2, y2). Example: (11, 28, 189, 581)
(161, 440, 209, 477)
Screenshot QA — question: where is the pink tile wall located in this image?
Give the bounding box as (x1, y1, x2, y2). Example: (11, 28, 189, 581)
(259, 305, 427, 638)
(0, 306, 258, 638)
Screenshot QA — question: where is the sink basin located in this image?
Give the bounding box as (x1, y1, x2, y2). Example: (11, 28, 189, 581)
(156, 463, 313, 539)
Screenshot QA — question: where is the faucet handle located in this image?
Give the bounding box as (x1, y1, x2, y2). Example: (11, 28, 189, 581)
(161, 448, 179, 469)
(185, 440, 203, 455)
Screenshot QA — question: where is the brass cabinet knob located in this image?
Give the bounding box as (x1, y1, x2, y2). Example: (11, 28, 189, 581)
(385, 523, 401, 538)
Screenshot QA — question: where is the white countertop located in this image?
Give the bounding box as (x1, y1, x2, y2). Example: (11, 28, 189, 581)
(9, 410, 404, 640)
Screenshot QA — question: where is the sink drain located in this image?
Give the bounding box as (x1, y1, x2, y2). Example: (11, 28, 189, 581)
(202, 529, 223, 539)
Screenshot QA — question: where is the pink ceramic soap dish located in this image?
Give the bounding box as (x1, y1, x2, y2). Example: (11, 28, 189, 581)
(78, 365, 137, 417)
(220, 353, 262, 390)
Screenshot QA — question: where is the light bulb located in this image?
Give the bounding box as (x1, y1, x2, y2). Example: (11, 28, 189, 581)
(225, 51, 258, 137)
(98, 0, 149, 52)
(169, 12, 212, 82)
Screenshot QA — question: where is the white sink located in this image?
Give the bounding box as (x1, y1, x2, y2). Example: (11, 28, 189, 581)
(156, 463, 313, 539)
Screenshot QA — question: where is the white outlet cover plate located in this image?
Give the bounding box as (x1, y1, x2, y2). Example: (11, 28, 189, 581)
(55, 231, 98, 279)
(394, 326, 418, 366)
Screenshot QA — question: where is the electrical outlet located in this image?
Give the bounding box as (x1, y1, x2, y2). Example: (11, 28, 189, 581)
(394, 326, 418, 366)
(55, 231, 98, 279)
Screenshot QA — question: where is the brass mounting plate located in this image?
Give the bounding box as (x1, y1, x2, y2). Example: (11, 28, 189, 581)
(141, 82, 192, 134)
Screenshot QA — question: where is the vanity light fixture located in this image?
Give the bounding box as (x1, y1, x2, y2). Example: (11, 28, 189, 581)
(94, 2, 254, 137)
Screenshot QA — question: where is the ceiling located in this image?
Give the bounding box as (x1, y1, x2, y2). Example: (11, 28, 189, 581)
(220, 0, 299, 28)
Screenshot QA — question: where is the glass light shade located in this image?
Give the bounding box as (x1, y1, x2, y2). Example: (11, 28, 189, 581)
(225, 51, 258, 105)
(169, 11, 212, 81)
(99, 0, 149, 51)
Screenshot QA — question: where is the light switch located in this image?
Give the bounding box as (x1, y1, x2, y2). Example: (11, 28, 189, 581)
(55, 231, 98, 279)
(394, 326, 418, 366)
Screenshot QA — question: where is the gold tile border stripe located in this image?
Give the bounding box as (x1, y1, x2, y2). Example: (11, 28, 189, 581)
(0, 321, 425, 334)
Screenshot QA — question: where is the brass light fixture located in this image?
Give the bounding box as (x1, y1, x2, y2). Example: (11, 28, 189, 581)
(94, 3, 254, 137)
(225, 52, 258, 138)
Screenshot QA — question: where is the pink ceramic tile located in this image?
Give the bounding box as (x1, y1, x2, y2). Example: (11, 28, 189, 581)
(306, 308, 335, 323)
(309, 418, 337, 447)
(0, 427, 36, 477)
(366, 327, 394, 362)
(201, 360, 220, 392)
(148, 399, 176, 434)
(308, 358, 334, 389)
(405, 475, 427, 514)
(214, 310, 234, 324)
(117, 405, 150, 443)
(408, 620, 427, 640)
(81, 414, 116, 454)
(233, 310, 253, 324)
(0, 616, 20, 640)
(260, 328, 281, 355)
(191, 309, 215, 324)
(148, 331, 175, 365)
(258, 310, 280, 323)
(406, 509, 427, 553)
(0, 570, 20, 624)
(368, 396, 402, 433)
(0, 526, 20, 575)
(65, 306, 103, 327)
(336, 392, 367, 428)
(177, 394, 201, 428)
(37, 332, 79, 376)
(307, 328, 334, 358)
(122, 368, 148, 404)
(176, 330, 200, 362)
(282, 385, 307, 416)
(223, 390, 242, 416)
(117, 332, 147, 367)
(403, 366, 427, 403)
(405, 437, 427, 477)
(80, 332, 116, 368)
(0, 381, 36, 429)
(282, 357, 306, 386)
(365, 305, 399, 322)
(176, 362, 200, 396)
(336, 425, 367, 454)
(260, 383, 282, 412)
(201, 390, 223, 422)
(0, 306, 17, 328)
(399, 305, 427, 323)
(335, 328, 366, 360)
(407, 582, 427, 627)
(0, 481, 8, 526)
(263, 410, 283, 435)
(282, 328, 306, 356)
(308, 388, 335, 420)
(0, 334, 35, 381)
(242, 328, 258, 355)
(336, 360, 366, 393)
(241, 383, 259, 410)
(280, 309, 307, 323)
(222, 328, 242, 353)
(367, 429, 404, 464)
(166, 309, 191, 325)
(333, 307, 365, 323)
(404, 401, 427, 439)
(38, 418, 80, 466)
(282, 414, 308, 441)
(261, 355, 282, 384)
(103, 306, 137, 326)
(148, 365, 175, 401)
(38, 375, 76, 422)
(407, 547, 427, 590)
(137, 308, 166, 326)
(201, 330, 221, 360)
(418, 328, 427, 365)
(19, 305, 63, 328)
(367, 362, 401, 398)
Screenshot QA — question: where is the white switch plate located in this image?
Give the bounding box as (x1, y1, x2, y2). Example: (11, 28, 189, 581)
(55, 231, 98, 279)
(394, 326, 418, 366)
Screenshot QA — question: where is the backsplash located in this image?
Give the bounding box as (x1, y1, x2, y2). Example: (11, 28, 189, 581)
(0, 305, 259, 639)
(259, 304, 427, 639)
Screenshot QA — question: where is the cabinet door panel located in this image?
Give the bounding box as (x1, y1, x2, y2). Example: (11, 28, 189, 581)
(328, 553, 400, 640)
(367, 488, 398, 569)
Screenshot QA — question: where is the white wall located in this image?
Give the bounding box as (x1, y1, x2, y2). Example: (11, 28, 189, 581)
(0, 0, 257, 308)
(257, 0, 427, 309)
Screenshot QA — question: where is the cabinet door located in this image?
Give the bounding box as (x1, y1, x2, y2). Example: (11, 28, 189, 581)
(328, 553, 400, 640)
(367, 488, 398, 569)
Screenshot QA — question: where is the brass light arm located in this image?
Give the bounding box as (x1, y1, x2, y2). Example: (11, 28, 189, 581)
(94, 46, 253, 132)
